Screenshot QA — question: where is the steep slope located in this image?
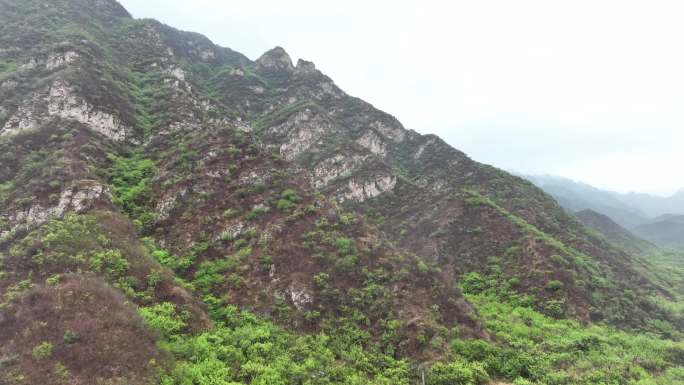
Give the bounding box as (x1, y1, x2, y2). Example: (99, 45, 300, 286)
(575, 209, 658, 256)
(0, 1, 481, 382)
(227, 49, 671, 327)
(1, 1, 684, 384)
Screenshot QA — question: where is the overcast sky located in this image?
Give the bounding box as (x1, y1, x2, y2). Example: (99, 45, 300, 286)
(119, 0, 684, 196)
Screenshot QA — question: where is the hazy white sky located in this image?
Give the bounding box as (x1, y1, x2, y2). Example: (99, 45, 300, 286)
(119, 0, 684, 196)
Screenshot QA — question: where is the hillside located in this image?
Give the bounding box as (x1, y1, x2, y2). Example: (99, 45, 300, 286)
(522, 174, 650, 229)
(524, 174, 684, 250)
(575, 209, 657, 256)
(634, 216, 684, 250)
(620, 190, 684, 218)
(1, 1, 683, 384)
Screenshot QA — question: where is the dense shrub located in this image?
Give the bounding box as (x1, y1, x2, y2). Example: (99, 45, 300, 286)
(139, 302, 186, 338)
(460, 272, 487, 295)
(427, 361, 488, 385)
(276, 188, 300, 211)
(545, 280, 563, 291)
(108, 153, 155, 228)
(32, 342, 54, 360)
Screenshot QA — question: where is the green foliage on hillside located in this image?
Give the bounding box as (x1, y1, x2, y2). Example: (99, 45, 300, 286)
(143, 296, 416, 385)
(108, 153, 156, 229)
(3, 1, 684, 384)
(453, 271, 684, 385)
(0, 60, 17, 81)
(462, 294, 684, 385)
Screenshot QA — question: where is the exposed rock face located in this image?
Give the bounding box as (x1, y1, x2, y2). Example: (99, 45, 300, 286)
(47, 79, 129, 141)
(414, 137, 438, 160)
(0, 80, 17, 91)
(0, 78, 131, 140)
(18, 58, 38, 72)
(288, 285, 313, 311)
(356, 130, 387, 157)
(46, 51, 79, 70)
(371, 120, 405, 143)
(155, 188, 188, 221)
(0, 2, 679, 383)
(310, 154, 367, 189)
(256, 46, 294, 72)
(9, 182, 108, 231)
(268, 109, 333, 160)
(342, 174, 397, 202)
(295, 59, 316, 74)
(1, 102, 39, 136)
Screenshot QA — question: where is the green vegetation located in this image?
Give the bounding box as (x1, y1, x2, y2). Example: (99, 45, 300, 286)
(0, 180, 15, 204)
(2, 2, 684, 384)
(63, 330, 80, 344)
(545, 280, 563, 291)
(53, 362, 70, 378)
(127, 70, 165, 137)
(31, 342, 54, 360)
(139, 302, 187, 339)
(427, 361, 488, 385)
(0, 60, 17, 81)
(147, 296, 415, 385)
(453, 270, 684, 385)
(460, 293, 684, 384)
(108, 153, 156, 229)
(276, 188, 300, 211)
(252, 101, 316, 133)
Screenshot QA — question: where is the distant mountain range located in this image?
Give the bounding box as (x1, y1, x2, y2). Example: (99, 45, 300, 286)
(575, 209, 658, 255)
(521, 174, 684, 250)
(633, 215, 684, 250)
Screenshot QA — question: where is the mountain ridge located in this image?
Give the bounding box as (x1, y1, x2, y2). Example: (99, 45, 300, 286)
(1, 1, 683, 384)
(522, 174, 684, 250)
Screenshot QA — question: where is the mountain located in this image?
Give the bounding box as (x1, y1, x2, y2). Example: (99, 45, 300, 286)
(619, 190, 684, 218)
(575, 209, 657, 256)
(1, 1, 683, 384)
(523, 174, 684, 250)
(634, 215, 684, 250)
(523, 174, 650, 229)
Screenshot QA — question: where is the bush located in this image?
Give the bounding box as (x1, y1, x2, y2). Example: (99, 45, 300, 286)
(550, 254, 567, 266)
(313, 272, 329, 288)
(258, 254, 273, 268)
(63, 330, 80, 344)
(460, 272, 488, 295)
(334, 237, 353, 255)
(46, 274, 61, 285)
(89, 249, 130, 278)
(417, 261, 430, 274)
(32, 342, 54, 360)
(337, 254, 358, 271)
(542, 300, 564, 318)
(427, 360, 488, 385)
(108, 153, 155, 223)
(139, 302, 186, 338)
(54, 362, 70, 378)
(276, 188, 300, 211)
(246, 206, 267, 220)
(545, 280, 563, 292)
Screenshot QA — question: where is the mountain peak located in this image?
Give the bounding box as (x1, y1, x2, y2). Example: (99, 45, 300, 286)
(295, 58, 316, 74)
(94, 0, 132, 18)
(256, 46, 294, 72)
